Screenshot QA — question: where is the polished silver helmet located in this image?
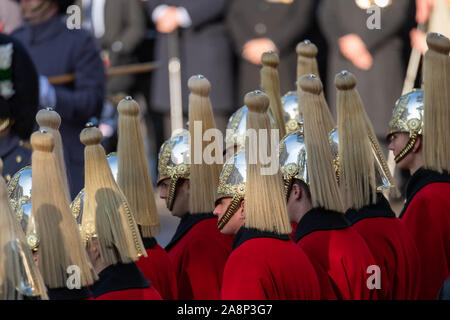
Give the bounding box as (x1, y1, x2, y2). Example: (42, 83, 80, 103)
(278, 122, 308, 197)
(156, 129, 190, 211)
(216, 151, 246, 230)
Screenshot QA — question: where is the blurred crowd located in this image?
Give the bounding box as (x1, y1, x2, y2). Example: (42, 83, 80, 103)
(0, 0, 449, 193)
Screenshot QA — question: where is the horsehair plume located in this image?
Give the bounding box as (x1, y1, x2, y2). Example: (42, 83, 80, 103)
(36, 108, 70, 202)
(335, 71, 376, 209)
(188, 75, 222, 214)
(31, 130, 97, 289)
(423, 33, 450, 173)
(261, 51, 287, 138)
(0, 159, 48, 300)
(244, 90, 291, 235)
(299, 74, 344, 212)
(81, 126, 146, 266)
(296, 40, 320, 79)
(117, 97, 161, 238)
(296, 40, 320, 120)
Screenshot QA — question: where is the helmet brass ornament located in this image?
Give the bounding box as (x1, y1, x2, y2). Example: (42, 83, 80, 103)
(386, 89, 424, 163)
(157, 129, 190, 211)
(216, 151, 246, 230)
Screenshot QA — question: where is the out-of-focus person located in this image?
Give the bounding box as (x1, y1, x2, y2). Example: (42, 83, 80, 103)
(12, 0, 105, 199)
(226, 0, 315, 103)
(318, 0, 415, 154)
(0, 33, 38, 182)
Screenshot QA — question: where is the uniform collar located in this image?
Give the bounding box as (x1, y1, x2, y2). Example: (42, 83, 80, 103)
(137, 225, 158, 249)
(0, 133, 20, 158)
(345, 193, 396, 224)
(89, 263, 150, 298)
(232, 227, 290, 251)
(164, 212, 216, 252)
(295, 207, 350, 242)
(400, 167, 450, 217)
(47, 286, 92, 300)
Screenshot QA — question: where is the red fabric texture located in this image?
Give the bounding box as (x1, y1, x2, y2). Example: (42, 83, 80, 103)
(136, 245, 179, 300)
(352, 216, 421, 299)
(167, 218, 233, 300)
(297, 228, 381, 300)
(401, 182, 450, 299)
(221, 238, 321, 300)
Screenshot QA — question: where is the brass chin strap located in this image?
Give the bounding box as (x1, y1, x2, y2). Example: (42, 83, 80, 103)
(217, 197, 242, 231)
(394, 133, 418, 163)
(167, 177, 179, 211)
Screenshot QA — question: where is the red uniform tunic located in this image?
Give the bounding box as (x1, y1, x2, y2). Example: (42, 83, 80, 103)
(90, 262, 162, 300)
(165, 213, 233, 300)
(345, 194, 421, 299)
(400, 168, 450, 299)
(136, 237, 178, 300)
(221, 227, 321, 300)
(295, 208, 381, 300)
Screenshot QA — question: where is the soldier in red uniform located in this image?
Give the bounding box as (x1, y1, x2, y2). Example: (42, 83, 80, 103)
(280, 74, 380, 300)
(116, 96, 178, 300)
(387, 33, 450, 299)
(214, 90, 321, 300)
(157, 75, 232, 300)
(80, 125, 161, 300)
(334, 70, 421, 299)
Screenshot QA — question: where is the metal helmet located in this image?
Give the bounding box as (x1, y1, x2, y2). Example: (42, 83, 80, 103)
(386, 89, 424, 163)
(157, 129, 190, 211)
(281, 91, 302, 134)
(216, 151, 246, 230)
(225, 105, 276, 152)
(329, 128, 393, 191)
(278, 122, 308, 198)
(70, 152, 119, 225)
(7, 165, 39, 251)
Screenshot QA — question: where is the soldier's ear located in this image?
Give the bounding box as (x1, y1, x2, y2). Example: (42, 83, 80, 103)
(240, 200, 245, 219)
(413, 136, 422, 153)
(291, 183, 302, 201)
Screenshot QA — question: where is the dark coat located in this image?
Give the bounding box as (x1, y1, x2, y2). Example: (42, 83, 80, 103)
(0, 33, 38, 180)
(165, 213, 233, 300)
(76, 0, 147, 95)
(90, 262, 162, 300)
(221, 227, 321, 300)
(346, 194, 421, 299)
(318, 0, 413, 138)
(0, 134, 31, 182)
(147, 0, 234, 116)
(399, 168, 450, 299)
(295, 208, 382, 300)
(12, 14, 105, 199)
(226, 0, 315, 103)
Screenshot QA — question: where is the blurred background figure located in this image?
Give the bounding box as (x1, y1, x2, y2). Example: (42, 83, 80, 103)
(318, 0, 415, 155)
(77, 0, 147, 154)
(226, 0, 316, 103)
(410, 0, 450, 55)
(12, 0, 105, 199)
(145, 0, 233, 182)
(0, 0, 23, 34)
(0, 33, 38, 182)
